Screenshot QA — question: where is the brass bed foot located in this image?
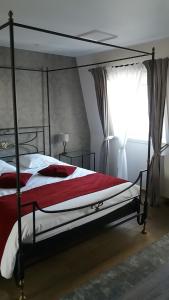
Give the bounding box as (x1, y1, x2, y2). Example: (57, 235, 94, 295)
(141, 222, 147, 234)
(18, 280, 27, 300)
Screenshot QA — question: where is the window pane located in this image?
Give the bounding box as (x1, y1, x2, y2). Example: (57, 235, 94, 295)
(107, 65, 166, 142)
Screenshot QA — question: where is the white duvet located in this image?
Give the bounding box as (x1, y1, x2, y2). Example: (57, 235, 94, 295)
(0, 162, 139, 279)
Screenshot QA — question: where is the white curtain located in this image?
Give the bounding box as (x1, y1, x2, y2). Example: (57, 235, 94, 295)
(107, 64, 147, 179)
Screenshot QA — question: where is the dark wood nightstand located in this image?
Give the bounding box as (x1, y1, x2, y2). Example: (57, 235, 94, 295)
(59, 150, 95, 171)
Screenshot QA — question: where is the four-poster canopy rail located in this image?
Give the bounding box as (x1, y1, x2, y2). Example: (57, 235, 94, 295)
(0, 10, 155, 300)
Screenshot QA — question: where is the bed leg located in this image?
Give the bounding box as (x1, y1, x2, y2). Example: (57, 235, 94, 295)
(141, 221, 147, 234)
(18, 280, 27, 300)
(141, 194, 148, 234)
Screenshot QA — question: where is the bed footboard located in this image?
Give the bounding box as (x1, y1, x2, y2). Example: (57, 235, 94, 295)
(14, 170, 147, 285)
(14, 197, 140, 283)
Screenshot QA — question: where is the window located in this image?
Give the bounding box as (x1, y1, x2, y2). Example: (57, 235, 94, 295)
(107, 64, 166, 142)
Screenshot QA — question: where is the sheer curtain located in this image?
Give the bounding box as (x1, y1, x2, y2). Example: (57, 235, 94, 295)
(107, 64, 147, 179)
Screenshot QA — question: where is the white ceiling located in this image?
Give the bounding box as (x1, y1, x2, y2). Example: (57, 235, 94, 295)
(0, 0, 169, 57)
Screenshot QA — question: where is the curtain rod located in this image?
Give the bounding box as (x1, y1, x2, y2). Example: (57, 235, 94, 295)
(49, 54, 149, 73)
(112, 62, 139, 68)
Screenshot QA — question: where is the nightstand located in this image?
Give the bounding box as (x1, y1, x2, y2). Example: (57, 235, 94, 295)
(59, 150, 95, 171)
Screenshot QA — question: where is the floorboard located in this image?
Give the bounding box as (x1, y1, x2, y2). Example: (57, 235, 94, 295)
(1, 200, 169, 300)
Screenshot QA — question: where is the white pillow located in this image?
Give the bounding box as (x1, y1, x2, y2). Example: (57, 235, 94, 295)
(18, 154, 61, 169)
(0, 160, 16, 175)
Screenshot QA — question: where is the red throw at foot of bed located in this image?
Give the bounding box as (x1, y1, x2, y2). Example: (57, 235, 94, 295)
(0, 173, 127, 262)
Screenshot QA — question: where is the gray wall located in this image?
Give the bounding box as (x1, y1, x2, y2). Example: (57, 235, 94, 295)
(0, 46, 90, 156)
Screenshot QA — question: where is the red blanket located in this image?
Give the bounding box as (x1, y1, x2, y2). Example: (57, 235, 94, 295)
(0, 173, 126, 262)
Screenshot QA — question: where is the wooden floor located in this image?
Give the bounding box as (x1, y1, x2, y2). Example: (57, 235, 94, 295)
(1, 201, 169, 300)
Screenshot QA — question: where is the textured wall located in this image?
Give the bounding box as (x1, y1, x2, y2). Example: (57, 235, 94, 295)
(0, 46, 90, 156)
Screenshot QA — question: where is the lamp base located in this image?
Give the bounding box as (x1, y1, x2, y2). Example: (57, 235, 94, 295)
(63, 141, 67, 154)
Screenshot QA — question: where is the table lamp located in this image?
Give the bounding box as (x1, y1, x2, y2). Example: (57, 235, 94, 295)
(55, 133, 69, 153)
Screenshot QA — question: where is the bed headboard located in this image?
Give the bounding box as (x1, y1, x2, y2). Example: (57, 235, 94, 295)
(0, 126, 49, 161)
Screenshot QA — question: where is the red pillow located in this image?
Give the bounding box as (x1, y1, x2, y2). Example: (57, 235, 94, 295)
(38, 164, 76, 177)
(0, 173, 32, 189)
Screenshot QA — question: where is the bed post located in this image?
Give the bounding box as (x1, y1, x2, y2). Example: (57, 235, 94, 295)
(8, 11, 26, 300)
(142, 46, 155, 234)
(41, 68, 46, 155)
(46, 68, 52, 156)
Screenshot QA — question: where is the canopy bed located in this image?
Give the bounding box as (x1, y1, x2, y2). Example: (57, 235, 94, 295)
(0, 11, 155, 300)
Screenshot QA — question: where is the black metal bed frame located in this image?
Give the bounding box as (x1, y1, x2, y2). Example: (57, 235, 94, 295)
(0, 126, 49, 159)
(0, 11, 155, 300)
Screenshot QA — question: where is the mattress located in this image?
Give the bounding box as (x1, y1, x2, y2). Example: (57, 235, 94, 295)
(0, 161, 140, 279)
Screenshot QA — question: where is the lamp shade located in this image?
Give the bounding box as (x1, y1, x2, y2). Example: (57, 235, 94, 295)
(55, 133, 69, 143)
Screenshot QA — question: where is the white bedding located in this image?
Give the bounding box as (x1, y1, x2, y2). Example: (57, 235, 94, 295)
(0, 161, 140, 279)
